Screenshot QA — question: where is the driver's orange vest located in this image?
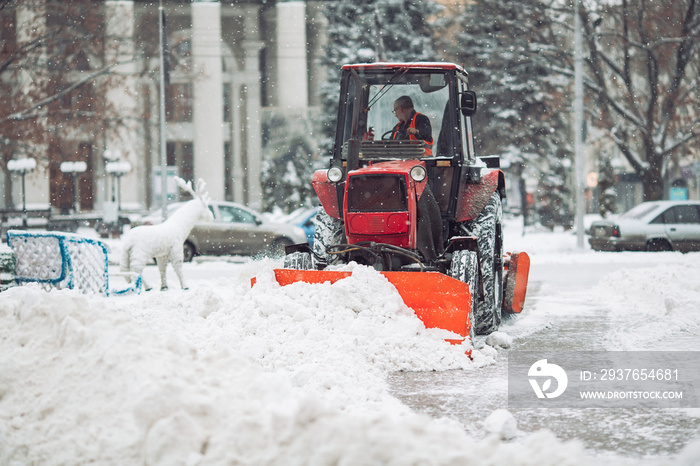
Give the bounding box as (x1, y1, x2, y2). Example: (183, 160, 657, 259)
(394, 112, 433, 156)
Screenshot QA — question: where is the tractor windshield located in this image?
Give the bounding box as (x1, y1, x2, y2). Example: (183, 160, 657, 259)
(339, 70, 452, 156)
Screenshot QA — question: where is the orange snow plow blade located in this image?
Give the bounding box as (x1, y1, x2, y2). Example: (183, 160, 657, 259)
(503, 252, 530, 314)
(255, 269, 472, 344)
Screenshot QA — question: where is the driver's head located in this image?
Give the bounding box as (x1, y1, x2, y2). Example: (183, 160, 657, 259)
(393, 96, 414, 122)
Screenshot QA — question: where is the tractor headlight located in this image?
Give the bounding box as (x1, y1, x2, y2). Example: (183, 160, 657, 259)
(410, 165, 427, 182)
(328, 167, 343, 183)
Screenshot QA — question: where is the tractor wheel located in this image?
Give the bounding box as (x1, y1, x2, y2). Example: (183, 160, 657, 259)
(449, 249, 479, 342)
(312, 206, 346, 266)
(283, 251, 312, 270)
(463, 192, 504, 335)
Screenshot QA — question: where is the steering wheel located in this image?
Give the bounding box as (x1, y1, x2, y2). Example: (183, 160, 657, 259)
(381, 129, 394, 140)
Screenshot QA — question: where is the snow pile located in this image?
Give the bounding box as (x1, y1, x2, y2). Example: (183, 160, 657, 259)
(0, 263, 598, 465)
(485, 331, 514, 349)
(134, 264, 477, 413)
(676, 439, 700, 466)
(591, 262, 700, 350)
(483, 409, 518, 440)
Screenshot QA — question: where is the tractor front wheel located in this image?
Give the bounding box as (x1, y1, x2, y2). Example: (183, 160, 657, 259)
(312, 206, 346, 267)
(463, 192, 504, 335)
(284, 251, 313, 270)
(449, 249, 479, 342)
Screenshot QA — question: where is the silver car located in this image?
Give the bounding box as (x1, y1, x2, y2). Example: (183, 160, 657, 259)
(588, 200, 700, 252)
(131, 201, 307, 261)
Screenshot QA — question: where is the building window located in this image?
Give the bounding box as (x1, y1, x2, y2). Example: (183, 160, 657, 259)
(166, 141, 194, 190)
(166, 83, 193, 122)
(0, 11, 15, 43)
(58, 82, 95, 120)
(224, 141, 232, 201)
(223, 83, 231, 123)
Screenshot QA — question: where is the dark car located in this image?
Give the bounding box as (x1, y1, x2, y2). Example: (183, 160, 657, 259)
(131, 201, 307, 261)
(588, 200, 700, 252)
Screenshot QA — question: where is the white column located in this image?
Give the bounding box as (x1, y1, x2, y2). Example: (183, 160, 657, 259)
(237, 4, 264, 210)
(242, 40, 264, 210)
(104, 0, 141, 209)
(192, 1, 225, 200)
(231, 80, 244, 203)
(15, 1, 48, 206)
(16, 1, 47, 92)
(276, 1, 308, 109)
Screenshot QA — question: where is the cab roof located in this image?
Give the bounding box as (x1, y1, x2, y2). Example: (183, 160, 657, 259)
(341, 62, 467, 73)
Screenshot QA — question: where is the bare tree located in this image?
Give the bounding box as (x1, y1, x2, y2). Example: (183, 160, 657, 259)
(0, 0, 130, 209)
(444, 0, 698, 204)
(557, 0, 700, 201)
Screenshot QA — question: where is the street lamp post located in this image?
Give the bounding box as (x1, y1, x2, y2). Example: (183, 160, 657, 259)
(574, 0, 586, 248)
(7, 158, 37, 228)
(105, 161, 132, 212)
(59, 161, 87, 213)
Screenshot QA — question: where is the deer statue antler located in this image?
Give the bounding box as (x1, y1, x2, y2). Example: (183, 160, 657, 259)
(194, 178, 210, 205)
(175, 177, 197, 198)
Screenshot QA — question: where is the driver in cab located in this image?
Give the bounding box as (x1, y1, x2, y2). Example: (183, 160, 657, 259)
(390, 95, 433, 155)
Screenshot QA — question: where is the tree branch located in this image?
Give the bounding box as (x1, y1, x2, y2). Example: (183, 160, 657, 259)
(1, 62, 119, 124)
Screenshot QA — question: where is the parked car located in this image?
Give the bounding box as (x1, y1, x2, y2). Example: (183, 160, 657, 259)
(284, 207, 318, 247)
(588, 200, 700, 253)
(131, 201, 307, 261)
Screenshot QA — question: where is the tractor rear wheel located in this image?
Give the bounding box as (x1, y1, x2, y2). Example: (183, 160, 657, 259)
(312, 206, 346, 266)
(463, 192, 504, 335)
(449, 249, 479, 342)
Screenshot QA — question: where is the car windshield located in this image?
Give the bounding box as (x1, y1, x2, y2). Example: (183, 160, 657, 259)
(620, 203, 659, 220)
(218, 204, 257, 223)
(341, 70, 450, 147)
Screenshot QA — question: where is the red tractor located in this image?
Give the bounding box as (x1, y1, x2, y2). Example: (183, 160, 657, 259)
(267, 62, 529, 345)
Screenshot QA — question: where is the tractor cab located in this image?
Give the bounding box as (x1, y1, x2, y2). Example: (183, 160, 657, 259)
(331, 63, 480, 216)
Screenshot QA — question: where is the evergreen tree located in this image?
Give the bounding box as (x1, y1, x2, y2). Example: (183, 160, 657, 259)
(319, 0, 442, 152)
(261, 138, 320, 214)
(442, 0, 574, 226)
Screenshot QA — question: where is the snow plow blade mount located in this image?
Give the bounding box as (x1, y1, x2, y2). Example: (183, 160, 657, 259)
(262, 269, 472, 344)
(504, 251, 530, 314)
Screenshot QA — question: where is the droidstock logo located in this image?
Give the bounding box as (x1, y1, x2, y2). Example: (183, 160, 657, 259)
(528, 359, 568, 399)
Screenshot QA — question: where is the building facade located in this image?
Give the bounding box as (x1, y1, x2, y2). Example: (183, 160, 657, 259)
(1, 0, 326, 213)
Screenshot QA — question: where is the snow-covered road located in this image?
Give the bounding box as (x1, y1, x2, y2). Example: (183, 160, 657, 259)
(390, 257, 700, 463)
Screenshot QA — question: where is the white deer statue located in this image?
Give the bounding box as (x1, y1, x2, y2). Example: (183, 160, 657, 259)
(121, 177, 213, 291)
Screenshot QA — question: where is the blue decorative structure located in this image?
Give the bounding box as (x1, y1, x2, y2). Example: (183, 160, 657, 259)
(6, 230, 142, 296)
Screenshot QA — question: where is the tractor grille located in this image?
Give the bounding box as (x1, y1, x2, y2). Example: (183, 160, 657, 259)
(347, 174, 408, 212)
(370, 216, 385, 232)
